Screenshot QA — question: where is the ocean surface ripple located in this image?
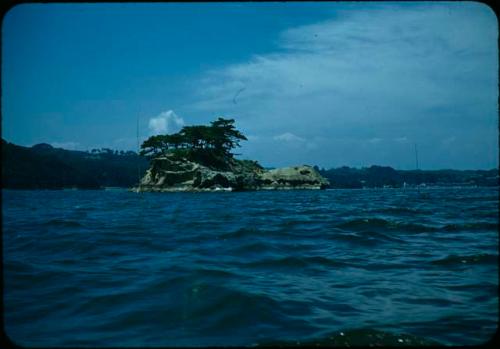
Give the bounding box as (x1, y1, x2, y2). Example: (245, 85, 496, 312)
(3, 187, 498, 346)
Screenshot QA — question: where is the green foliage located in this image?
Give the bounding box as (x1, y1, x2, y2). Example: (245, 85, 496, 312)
(180, 125, 213, 149)
(210, 117, 247, 153)
(139, 135, 165, 159)
(140, 117, 248, 162)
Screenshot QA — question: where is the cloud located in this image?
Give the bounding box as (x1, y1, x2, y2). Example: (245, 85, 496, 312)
(368, 137, 383, 144)
(187, 2, 497, 169)
(246, 134, 260, 141)
(394, 137, 409, 143)
(273, 132, 305, 142)
(148, 110, 184, 135)
(111, 137, 149, 151)
(50, 141, 81, 150)
(441, 136, 456, 146)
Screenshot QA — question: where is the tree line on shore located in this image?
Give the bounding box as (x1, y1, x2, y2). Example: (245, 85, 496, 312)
(1, 139, 148, 189)
(317, 165, 498, 188)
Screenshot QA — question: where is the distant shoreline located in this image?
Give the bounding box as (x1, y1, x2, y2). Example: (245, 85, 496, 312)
(2, 139, 498, 190)
(2, 184, 498, 192)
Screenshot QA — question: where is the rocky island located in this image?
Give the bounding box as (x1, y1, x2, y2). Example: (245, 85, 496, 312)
(133, 118, 329, 192)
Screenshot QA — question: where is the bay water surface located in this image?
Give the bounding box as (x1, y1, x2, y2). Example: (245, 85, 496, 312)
(3, 187, 498, 346)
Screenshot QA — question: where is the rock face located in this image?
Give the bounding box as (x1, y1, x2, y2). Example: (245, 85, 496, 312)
(258, 166, 330, 190)
(135, 155, 329, 192)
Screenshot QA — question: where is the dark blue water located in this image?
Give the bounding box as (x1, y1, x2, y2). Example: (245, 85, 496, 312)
(3, 188, 498, 346)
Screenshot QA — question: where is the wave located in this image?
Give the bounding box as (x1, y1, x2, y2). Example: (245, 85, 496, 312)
(257, 328, 442, 346)
(240, 256, 351, 269)
(279, 219, 322, 229)
(369, 207, 433, 215)
(78, 282, 287, 336)
(4, 259, 37, 274)
(441, 222, 498, 232)
(392, 296, 461, 307)
(335, 218, 498, 234)
(228, 241, 279, 254)
(329, 231, 406, 246)
(189, 268, 238, 280)
(430, 253, 498, 266)
(335, 218, 436, 233)
(218, 227, 267, 239)
(189, 287, 285, 331)
(360, 230, 406, 242)
(43, 218, 83, 227)
(443, 281, 497, 294)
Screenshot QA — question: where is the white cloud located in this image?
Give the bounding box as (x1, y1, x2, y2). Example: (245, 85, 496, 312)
(186, 2, 497, 169)
(50, 141, 80, 150)
(394, 136, 409, 143)
(273, 132, 305, 142)
(148, 110, 185, 135)
(191, 3, 496, 122)
(441, 136, 456, 146)
(246, 134, 260, 141)
(305, 141, 319, 150)
(368, 138, 383, 144)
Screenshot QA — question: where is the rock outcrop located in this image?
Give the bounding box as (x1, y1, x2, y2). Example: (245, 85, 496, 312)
(257, 166, 329, 190)
(134, 154, 329, 192)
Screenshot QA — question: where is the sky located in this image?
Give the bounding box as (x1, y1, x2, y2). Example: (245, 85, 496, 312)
(2, 2, 498, 170)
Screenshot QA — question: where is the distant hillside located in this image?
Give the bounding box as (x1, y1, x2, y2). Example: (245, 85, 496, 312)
(1, 139, 149, 189)
(316, 165, 499, 189)
(2, 139, 497, 190)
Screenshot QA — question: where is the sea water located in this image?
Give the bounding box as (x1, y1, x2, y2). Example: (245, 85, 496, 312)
(3, 187, 498, 346)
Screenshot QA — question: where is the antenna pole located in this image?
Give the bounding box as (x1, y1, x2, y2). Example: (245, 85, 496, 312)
(414, 143, 419, 170)
(137, 116, 140, 187)
(415, 143, 420, 193)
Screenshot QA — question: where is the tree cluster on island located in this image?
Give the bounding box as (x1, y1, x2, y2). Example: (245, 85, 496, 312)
(139, 117, 248, 170)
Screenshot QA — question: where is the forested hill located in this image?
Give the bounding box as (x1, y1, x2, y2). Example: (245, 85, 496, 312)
(316, 165, 499, 189)
(1, 139, 149, 189)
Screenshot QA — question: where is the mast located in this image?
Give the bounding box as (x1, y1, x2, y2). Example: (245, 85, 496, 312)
(414, 143, 420, 193)
(414, 143, 419, 170)
(136, 115, 140, 189)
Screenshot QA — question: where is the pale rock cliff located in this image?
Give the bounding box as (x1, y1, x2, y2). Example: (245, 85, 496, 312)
(134, 154, 329, 192)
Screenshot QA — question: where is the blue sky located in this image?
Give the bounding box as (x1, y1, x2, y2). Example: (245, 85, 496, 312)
(2, 2, 498, 169)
